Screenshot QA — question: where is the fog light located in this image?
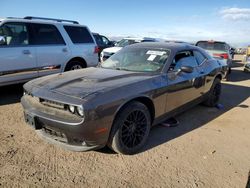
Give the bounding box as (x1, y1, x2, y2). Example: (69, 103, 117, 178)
(76, 106, 84, 117)
(68, 105, 75, 113)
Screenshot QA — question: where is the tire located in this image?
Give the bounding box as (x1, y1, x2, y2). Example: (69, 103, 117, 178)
(108, 102, 151, 155)
(203, 78, 221, 107)
(65, 60, 85, 71)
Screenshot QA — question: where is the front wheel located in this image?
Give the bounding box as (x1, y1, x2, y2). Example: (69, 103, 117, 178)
(203, 78, 221, 107)
(108, 102, 151, 155)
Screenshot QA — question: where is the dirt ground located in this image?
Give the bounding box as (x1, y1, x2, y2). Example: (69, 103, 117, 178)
(0, 55, 249, 188)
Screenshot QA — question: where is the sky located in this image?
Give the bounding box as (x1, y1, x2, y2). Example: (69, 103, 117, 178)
(1, 0, 250, 47)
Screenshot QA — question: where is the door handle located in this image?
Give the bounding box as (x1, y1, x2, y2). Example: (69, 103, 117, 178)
(23, 50, 31, 55)
(200, 71, 205, 74)
(62, 48, 68, 53)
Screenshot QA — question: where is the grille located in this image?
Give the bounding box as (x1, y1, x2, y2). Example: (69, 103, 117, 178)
(42, 127, 67, 143)
(40, 98, 65, 110)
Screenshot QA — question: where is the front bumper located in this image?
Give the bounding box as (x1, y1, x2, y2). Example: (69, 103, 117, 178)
(21, 95, 108, 151)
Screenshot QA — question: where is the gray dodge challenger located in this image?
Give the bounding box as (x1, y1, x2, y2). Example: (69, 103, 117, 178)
(21, 42, 226, 154)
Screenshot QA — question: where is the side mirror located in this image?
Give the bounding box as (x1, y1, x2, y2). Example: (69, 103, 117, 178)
(0, 36, 6, 45)
(180, 66, 193, 73)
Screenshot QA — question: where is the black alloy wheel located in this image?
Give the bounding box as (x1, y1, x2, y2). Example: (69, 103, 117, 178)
(108, 102, 151, 155)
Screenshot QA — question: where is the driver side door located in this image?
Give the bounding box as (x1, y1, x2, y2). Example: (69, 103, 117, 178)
(165, 50, 204, 113)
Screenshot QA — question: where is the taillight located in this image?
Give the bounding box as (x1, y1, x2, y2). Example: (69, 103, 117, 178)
(213, 53, 229, 59)
(94, 46, 100, 54)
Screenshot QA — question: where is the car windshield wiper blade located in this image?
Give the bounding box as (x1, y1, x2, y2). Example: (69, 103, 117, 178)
(115, 67, 131, 71)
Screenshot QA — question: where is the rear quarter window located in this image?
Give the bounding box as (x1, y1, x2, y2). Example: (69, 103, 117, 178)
(64, 26, 94, 44)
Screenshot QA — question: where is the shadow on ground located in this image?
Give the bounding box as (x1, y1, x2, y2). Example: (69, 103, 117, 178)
(0, 84, 24, 105)
(227, 69, 250, 82)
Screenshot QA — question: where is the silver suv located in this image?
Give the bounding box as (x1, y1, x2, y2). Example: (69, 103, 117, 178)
(0, 16, 99, 86)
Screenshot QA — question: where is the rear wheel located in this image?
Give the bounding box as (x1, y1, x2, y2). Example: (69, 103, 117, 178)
(108, 102, 151, 155)
(65, 60, 85, 71)
(203, 78, 221, 107)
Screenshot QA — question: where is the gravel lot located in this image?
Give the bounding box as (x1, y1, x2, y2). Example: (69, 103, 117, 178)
(0, 55, 249, 188)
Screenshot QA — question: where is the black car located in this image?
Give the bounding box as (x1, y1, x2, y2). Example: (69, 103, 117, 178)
(21, 42, 225, 155)
(92, 33, 114, 59)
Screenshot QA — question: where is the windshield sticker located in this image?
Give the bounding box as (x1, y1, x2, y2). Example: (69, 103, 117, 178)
(147, 55, 157, 61)
(146, 50, 166, 56)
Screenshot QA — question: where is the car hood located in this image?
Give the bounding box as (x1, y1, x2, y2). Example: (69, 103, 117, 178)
(27, 67, 153, 99)
(102, 46, 122, 53)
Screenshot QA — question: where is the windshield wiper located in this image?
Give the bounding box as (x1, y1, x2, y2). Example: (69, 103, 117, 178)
(115, 67, 131, 71)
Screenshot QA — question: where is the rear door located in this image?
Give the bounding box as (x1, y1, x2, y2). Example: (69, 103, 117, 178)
(165, 50, 203, 112)
(29, 23, 70, 77)
(0, 22, 37, 85)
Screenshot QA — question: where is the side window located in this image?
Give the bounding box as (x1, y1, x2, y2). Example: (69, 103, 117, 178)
(0, 22, 29, 46)
(193, 51, 206, 65)
(169, 51, 198, 71)
(94, 35, 103, 45)
(30, 23, 65, 45)
(101, 36, 109, 45)
(64, 26, 94, 44)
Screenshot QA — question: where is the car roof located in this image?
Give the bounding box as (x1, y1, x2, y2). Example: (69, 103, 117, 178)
(127, 42, 198, 52)
(0, 17, 86, 27)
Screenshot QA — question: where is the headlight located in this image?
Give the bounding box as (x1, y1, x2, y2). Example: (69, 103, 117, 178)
(76, 106, 84, 117)
(68, 105, 75, 113)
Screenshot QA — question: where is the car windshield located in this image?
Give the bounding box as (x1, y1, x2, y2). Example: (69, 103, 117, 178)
(115, 39, 139, 47)
(101, 47, 170, 72)
(197, 41, 228, 51)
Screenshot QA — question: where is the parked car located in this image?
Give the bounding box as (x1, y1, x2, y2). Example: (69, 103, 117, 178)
(92, 33, 114, 60)
(244, 63, 250, 72)
(247, 45, 250, 57)
(196, 40, 233, 73)
(244, 57, 250, 72)
(235, 48, 247, 55)
(21, 42, 225, 155)
(0, 16, 98, 87)
(100, 37, 157, 62)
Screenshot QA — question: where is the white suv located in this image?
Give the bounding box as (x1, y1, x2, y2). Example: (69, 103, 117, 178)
(0, 16, 99, 86)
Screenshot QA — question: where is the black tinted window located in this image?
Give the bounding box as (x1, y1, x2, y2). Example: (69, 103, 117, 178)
(93, 34, 103, 45)
(64, 26, 94, 44)
(30, 23, 65, 45)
